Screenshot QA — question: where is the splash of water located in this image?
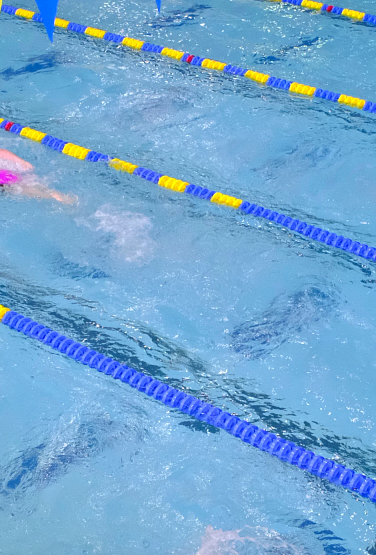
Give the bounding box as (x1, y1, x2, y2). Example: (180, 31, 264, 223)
(93, 205, 156, 264)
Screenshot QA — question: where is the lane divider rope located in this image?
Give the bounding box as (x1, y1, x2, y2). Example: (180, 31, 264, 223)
(2, 4, 376, 116)
(263, 0, 376, 26)
(1, 116, 376, 264)
(1, 303, 376, 503)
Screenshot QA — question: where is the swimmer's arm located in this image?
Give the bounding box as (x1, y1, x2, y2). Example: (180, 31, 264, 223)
(0, 149, 33, 171)
(19, 185, 77, 205)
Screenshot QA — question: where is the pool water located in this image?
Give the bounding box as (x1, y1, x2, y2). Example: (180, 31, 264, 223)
(1, 0, 376, 552)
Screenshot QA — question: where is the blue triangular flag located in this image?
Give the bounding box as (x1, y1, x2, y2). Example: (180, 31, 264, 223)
(155, 0, 161, 13)
(35, 0, 60, 42)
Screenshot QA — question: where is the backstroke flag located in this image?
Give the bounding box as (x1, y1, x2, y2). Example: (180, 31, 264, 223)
(35, 0, 60, 42)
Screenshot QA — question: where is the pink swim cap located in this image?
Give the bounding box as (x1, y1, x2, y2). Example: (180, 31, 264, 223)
(0, 170, 19, 186)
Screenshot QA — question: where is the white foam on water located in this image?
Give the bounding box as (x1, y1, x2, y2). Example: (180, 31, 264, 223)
(92, 205, 156, 264)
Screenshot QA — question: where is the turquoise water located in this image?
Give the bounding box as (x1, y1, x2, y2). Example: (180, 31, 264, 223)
(1, 0, 376, 552)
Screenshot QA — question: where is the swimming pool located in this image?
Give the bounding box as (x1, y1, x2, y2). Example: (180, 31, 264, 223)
(1, 0, 376, 552)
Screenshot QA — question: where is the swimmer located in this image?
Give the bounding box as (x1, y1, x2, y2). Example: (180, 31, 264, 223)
(0, 149, 76, 204)
(195, 525, 301, 554)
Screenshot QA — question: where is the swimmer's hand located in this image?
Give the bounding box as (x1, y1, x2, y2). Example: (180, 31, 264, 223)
(0, 149, 34, 171)
(19, 159, 34, 171)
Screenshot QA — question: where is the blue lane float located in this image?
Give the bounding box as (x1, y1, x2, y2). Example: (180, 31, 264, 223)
(1, 306, 376, 504)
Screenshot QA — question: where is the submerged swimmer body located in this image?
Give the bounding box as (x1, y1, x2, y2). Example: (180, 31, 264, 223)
(195, 525, 302, 554)
(0, 149, 76, 204)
